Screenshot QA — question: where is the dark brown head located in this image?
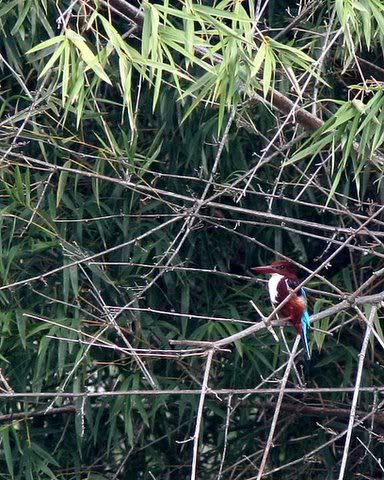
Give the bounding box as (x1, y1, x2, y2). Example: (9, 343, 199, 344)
(251, 260, 298, 279)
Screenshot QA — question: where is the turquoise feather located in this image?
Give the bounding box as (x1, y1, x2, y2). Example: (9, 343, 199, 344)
(301, 309, 311, 360)
(300, 288, 311, 359)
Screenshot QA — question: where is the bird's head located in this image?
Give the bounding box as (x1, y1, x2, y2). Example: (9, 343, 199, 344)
(251, 260, 298, 279)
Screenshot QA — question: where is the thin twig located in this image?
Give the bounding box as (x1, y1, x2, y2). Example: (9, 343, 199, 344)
(256, 336, 300, 479)
(250, 300, 279, 342)
(356, 437, 384, 472)
(244, 394, 384, 480)
(191, 349, 215, 480)
(338, 306, 377, 480)
(0, 216, 182, 292)
(0, 385, 382, 398)
(217, 394, 232, 480)
(169, 288, 384, 351)
(110, 108, 237, 324)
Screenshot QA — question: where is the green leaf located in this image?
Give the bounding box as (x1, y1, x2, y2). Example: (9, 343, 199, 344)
(39, 40, 66, 79)
(250, 42, 266, 77)
(66, 29, 112, 85)
(26, 35, 66, 54)
(56, 160, 72, 207)
(262, 44, 275, 98)
(16, 310, 26, 349)
(0, 0, 19, 18)
(1, 427, 14, 476)
(61, 39, 70, 105)
(286, 133, 335, 165)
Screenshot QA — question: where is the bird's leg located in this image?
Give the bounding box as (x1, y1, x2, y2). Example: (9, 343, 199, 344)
(277, 315, 293, 324)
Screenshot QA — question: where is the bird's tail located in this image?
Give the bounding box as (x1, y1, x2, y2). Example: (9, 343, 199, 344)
(301, 310, 311, 360)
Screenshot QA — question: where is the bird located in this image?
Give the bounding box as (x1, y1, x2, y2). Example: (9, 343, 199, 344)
(251, 260, 311, 359)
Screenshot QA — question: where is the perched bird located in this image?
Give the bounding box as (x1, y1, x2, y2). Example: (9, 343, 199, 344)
(252, 260, 311, 359)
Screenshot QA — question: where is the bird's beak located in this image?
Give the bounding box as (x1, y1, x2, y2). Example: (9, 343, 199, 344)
(251, 265, 275, 275)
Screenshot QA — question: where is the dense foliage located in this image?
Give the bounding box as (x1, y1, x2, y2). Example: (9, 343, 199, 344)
(1, 0, 384, 478)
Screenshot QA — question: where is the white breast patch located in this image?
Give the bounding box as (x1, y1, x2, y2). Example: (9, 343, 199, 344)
(268, 274, 284, 304)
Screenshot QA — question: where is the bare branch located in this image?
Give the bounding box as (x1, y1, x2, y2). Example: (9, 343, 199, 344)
(338, 306, 377, 480)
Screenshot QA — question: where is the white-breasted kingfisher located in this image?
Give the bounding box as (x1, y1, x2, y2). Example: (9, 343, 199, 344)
(252, 260, 311, 359)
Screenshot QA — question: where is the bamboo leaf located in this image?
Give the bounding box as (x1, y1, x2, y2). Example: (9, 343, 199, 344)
(262, 44, 275, 98)
(56, 160, 72, 207)
(26, 35, 66, 54)
(1, 427, 14, 477)
(250, 42, 266, 77)
(66, 29, 112, 84)
(38, 41, 66, 78)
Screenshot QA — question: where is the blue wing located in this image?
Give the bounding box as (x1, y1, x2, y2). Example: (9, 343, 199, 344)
(299, 288, 311, 359)
(288, 286, 311, 359)
(301, 309, 311, 359)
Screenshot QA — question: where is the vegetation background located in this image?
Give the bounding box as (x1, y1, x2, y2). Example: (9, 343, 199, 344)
(1, 0, 384, 478)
